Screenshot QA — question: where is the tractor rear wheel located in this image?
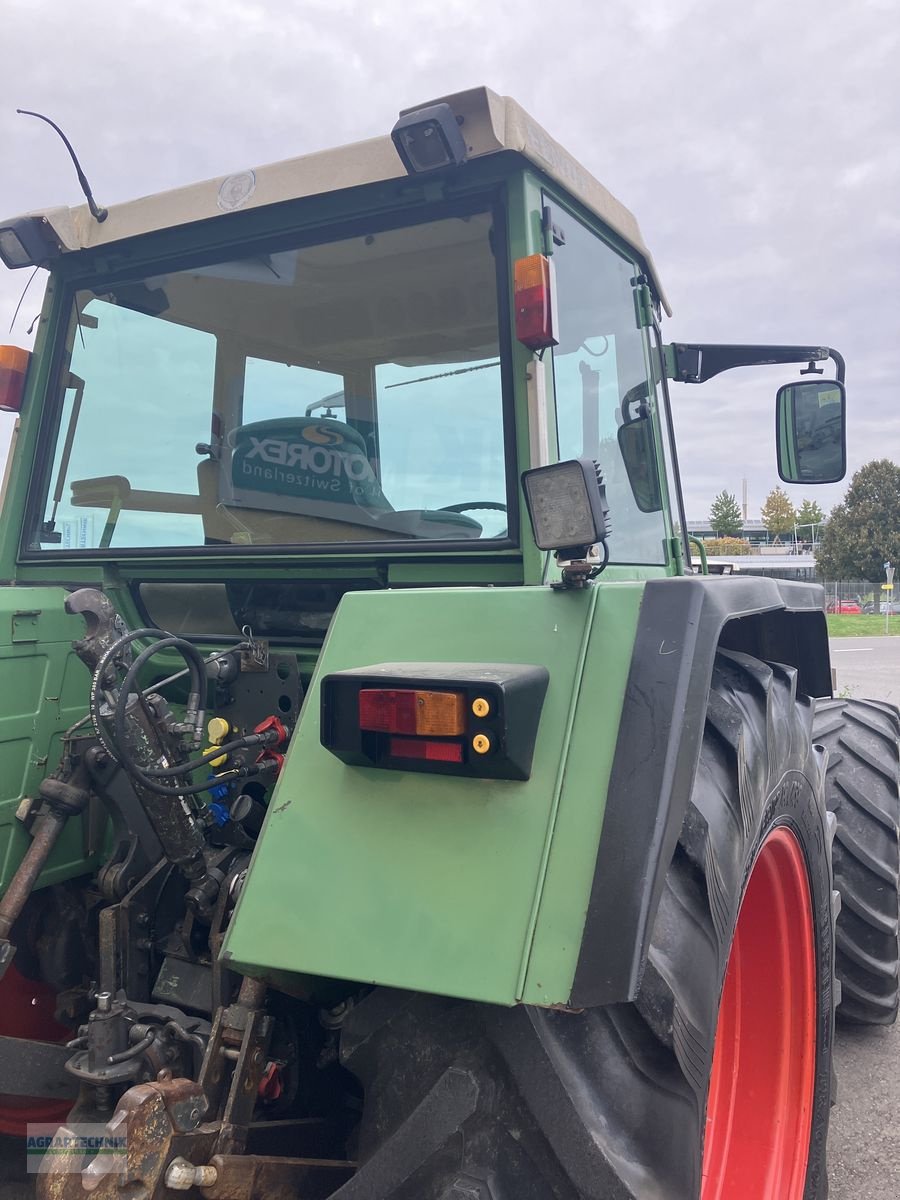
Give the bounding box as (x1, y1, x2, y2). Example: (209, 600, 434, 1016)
(813, 697, 900, 1025)
(338, 652, 837, 1199)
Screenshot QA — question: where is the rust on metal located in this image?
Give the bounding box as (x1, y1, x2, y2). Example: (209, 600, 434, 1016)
(200, 1153, 356, 1200)
(35, 1077, 216, 1200)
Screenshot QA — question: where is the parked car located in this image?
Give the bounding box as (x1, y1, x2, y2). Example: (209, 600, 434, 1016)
(827, 601, 862, 614)
(862, 600, 900, 614)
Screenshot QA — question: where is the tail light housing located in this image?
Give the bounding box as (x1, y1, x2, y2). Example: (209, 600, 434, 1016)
(0, 346, 31, 414)
(321, 663, 549, 780)
(514, 254, 559, 351)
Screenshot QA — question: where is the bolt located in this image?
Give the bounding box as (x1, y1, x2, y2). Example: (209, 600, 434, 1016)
(165, 1158, 218, 1191)
(95, 992, 112, 1014)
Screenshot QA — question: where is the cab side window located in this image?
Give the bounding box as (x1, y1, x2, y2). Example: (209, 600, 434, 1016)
(549, 208, 669, 565)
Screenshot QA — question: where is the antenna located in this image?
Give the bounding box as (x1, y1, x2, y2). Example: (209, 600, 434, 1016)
(16, 109, 108, 223)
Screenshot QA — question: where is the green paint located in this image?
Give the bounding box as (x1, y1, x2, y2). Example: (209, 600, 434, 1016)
(0, 588, 96, 889)
(520, 583, 642, 1003)
(223, 582, 644, 1006)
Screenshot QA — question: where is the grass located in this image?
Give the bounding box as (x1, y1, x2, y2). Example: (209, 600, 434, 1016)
(826, 613, 900, 637)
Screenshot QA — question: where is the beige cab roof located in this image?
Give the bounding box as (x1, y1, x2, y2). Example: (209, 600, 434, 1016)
(19, 86, 671, 315)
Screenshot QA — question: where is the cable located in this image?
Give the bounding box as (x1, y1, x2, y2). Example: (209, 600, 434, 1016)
(88, 626, 273, 798)
(144, 731, 278, 778)
(113, 637, 205, 784)
(89, 628, 173, 759)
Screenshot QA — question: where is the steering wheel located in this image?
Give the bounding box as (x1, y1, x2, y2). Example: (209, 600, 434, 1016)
(439, 501, 508, 514)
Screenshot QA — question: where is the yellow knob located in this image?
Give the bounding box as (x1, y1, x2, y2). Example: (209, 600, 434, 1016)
(472, 733, 492, 755)
(472, 697, 491, 718)
(204, 746, 229, 768)
(207, 717, 231, 745)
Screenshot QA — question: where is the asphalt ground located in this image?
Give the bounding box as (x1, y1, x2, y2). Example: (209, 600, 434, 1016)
(828, 635, 900, 1198)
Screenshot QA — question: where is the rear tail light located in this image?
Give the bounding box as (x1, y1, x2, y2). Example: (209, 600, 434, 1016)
(359, 689, 466, 736)
(389, 737, 464, 763)
(514, 254, 559, 351)
(0, 346, 31, 414)
(321, 664, 550, 781)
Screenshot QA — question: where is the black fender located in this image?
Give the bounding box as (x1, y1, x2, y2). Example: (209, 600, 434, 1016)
(570, 574, 831, 1007)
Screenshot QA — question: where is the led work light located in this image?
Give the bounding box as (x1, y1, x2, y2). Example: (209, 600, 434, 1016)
(522, 458, 612, 561)
(391, 103, 469, 174)
(0, 217, 62, 270)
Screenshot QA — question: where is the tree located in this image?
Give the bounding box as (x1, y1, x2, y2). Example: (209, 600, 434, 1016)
(761, 486, 796, 537)
(815, 459, 900, 582)
(709, 490, 743, 537)
(795, 498, 825, 537)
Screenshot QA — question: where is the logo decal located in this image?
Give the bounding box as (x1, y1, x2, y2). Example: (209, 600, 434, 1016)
(301, 424, 345, 446)
(217, 171, 257, 212)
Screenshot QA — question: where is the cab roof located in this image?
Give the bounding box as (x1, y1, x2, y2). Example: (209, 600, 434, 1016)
(14, 86, 671, 315)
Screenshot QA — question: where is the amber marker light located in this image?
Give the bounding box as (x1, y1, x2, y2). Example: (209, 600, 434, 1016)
(359, 688, 467, 737)
(514, 254, 559, 351)
(0, 346, 31, 414)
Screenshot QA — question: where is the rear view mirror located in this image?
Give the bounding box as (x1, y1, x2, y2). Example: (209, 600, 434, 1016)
(617, 417, 663, 513)
(776, 379, 846, 484)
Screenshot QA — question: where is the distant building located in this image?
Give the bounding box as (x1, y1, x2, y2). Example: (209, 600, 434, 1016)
(702, 554, 818, 582)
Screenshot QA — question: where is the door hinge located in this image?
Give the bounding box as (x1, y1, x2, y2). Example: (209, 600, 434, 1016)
(632, 275, 654, 329)
(11, 610, 41, 643)
(541, 205, 566, 254)
(667, 536, 685, 574)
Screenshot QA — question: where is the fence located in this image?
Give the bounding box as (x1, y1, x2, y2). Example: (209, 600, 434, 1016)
(821, 581, 896, 614)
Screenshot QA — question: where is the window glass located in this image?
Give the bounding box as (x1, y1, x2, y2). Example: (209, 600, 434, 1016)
(34, 210, 508, 551)
(243, 360, 344, 427)
(43, 303, 214, 549)
(549, 205, 669, 564)
(375, 358, 506, 537)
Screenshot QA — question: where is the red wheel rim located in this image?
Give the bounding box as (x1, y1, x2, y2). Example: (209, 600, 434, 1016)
(0, 964, 72, 1136)
(701, 825, 817, 1199)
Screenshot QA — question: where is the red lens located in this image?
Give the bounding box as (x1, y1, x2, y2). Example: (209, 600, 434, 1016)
(389, 737, 464, 763)
(359, 689, 418, 734)
(513, 255, 558, 351)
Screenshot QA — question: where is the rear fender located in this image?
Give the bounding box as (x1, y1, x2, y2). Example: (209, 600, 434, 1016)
(570, 574, 830, 1006)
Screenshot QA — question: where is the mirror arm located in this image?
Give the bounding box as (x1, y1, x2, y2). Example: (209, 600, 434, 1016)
(665, 343, 845, 385)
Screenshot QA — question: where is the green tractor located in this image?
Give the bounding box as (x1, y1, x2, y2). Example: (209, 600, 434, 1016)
(0, 86, 896, 1199)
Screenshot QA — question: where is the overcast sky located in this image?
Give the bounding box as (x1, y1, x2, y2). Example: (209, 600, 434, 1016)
(1, 0, 897, 523)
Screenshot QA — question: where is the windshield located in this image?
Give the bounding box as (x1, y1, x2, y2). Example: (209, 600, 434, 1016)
(32, 209, 510, 552)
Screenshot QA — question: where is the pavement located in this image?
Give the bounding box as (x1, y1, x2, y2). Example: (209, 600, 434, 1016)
(830, 634, 900, 706)
(827, 635, 900, 1198)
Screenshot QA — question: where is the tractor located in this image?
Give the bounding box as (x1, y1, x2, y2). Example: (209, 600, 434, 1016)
(0, 86, 897, 1199)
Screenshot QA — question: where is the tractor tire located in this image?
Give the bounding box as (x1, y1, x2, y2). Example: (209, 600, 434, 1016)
(336, 651, 837, 1200)
(813, 697, 900, 1025)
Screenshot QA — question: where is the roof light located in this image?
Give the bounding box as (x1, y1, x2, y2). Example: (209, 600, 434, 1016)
(514, 254, 559, 351)
(0, 346, 31, 414)
(391, 103, 468, 174)
(0, 217, 62, 270)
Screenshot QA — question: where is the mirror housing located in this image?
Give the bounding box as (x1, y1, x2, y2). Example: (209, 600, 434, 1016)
(617, 418, 663, 513)
(776, 379, 846, 485)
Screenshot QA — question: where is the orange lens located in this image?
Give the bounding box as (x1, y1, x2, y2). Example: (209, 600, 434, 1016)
(413, 690, 466, 736)
(0, 345, 30, 414)
(513, 255, 557, 351)
(359, 688, 466, 736)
